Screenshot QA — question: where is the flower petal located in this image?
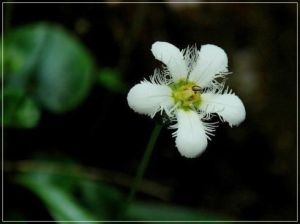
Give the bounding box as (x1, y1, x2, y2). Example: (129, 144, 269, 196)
(189, 44, 228, 87)
(200, 93, 246, 126)
(151, 41, 188, 81)
(127, 81, 174, 117)
(174, 110, 208, 158)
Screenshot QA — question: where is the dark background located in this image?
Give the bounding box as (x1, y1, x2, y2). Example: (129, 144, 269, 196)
(3, 2, 297, 221)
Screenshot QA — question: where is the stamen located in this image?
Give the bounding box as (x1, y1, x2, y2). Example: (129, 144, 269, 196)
(192, 85, 201, 92)
(171, 80, 202, 110)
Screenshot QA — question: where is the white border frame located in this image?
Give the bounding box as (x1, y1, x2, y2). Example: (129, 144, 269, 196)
(1, 1, 298, 223)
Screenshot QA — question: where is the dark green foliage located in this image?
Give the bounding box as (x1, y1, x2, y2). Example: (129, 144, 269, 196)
(3, 23, 94, 127)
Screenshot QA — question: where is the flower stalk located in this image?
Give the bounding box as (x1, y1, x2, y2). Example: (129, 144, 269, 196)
(121, 123, 162, 216)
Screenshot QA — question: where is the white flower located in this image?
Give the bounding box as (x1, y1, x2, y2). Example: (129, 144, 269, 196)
(127, 41, 246, 158)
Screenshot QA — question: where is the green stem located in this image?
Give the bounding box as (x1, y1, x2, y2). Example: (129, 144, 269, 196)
(121, 123, 162, 216)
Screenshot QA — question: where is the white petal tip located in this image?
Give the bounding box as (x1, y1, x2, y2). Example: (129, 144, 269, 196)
(176, 141, 207, 158)
(151, 41, 187, 81)
(151, 41, 172, 53)
(175, 110, 208, 158)
(201, 93, 246, 127)
(226, 97, 246, 127)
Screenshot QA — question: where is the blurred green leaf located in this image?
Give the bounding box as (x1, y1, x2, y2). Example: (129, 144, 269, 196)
(14, 160, 228, 222)
(34, 24, 94, 112)
(3, 87, 40, 128)
(4, 23, 48, 89)
(14, 160, 124, 221)
(126, 201, 228, 222)
(15, 95, 40, 128)
(78, 179, 123, 219)
(16, 171, 96, 223)
(4, 22, 94, 117)
(97, 68, 127, 93)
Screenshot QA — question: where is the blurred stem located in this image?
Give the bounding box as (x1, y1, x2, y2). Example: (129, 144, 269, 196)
(5, 159, 171, 200)
(123, 123, 162, 215)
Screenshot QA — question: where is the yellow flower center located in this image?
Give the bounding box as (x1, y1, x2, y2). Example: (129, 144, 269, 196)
(171, 79, 202, 111)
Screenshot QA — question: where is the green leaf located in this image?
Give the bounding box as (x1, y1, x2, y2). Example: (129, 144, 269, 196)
(16, 172, 96, 223)
(4, 23, 94, 114)
(78, 179, 124, 219)
(15, 96, 40, 128)
(4, 23, 48, 89)
(126, 201, 228, 222)
(13, 160, 229, 222)
(2, 87, 40, 128)
(97, 68, 127, 93)
(34, 24, 94, 112)
(14, 160, 124, 221)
